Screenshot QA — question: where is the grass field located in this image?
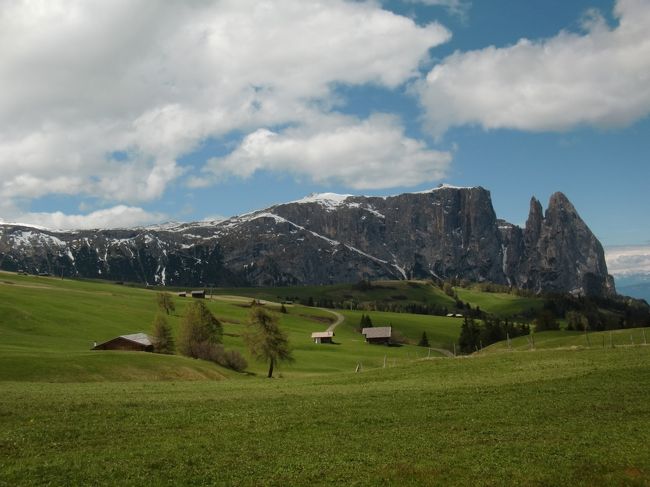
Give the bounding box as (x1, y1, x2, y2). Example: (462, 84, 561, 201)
(482, 327, 650, 353)
(210, 279, 458, 308)
(1, 347, 649, 486)
(2, 271, 649, 485)
(0, 271, 454, 380)
(454, 288, 543, 316)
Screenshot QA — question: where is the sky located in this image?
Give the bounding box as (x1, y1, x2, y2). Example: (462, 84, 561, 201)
(1, 0, 649, 269)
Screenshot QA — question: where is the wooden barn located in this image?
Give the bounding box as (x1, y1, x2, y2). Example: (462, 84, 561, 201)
(311, 331, 334, 344)
(362, 326, 392, 345)
(177, 291, 187, 297)
(92, 333, 153, 352)
(191, 290, 206, 299)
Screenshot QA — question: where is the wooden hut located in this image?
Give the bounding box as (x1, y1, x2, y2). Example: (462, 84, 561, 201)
(191, 290, 206, 299)
(362, 326, 392, 345)
(92, 333, 153, 352)
(177, 291, 187, 297)
(311, 331, 334, 344)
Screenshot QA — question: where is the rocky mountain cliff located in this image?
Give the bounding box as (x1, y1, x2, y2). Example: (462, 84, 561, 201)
(0, 186, 615, 296)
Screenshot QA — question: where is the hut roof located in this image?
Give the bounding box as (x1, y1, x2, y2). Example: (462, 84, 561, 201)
(362, 326, 392, 338)
(311, 331, 334, 338)
(117, 333, 152, 346)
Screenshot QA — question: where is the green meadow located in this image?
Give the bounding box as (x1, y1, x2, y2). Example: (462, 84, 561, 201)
(1, 271, 649, 486)
(0, 272, 452, 380)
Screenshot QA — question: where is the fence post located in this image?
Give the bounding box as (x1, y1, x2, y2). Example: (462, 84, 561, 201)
(428, 348, 431, 358)
(453, 343, 456, 357)
(643, 328, 647, 345)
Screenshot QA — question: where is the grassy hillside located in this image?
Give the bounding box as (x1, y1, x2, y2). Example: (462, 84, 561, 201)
(1, 347, 649, 485)
(0, 271, 454, 380)
(454, 287, 543, 316)
(482, 327, 650, 353)
(211, 279, 458, 308)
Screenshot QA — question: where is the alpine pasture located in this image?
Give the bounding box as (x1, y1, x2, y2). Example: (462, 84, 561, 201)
(1, 271, 649, 486)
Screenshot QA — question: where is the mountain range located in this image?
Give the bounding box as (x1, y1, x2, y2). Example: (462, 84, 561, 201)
(0, 185, 615, 297)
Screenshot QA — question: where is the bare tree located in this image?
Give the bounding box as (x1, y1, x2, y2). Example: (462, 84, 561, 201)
(156, 292, 175, 315)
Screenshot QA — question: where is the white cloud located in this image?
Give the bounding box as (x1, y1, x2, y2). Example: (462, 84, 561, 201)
(201, 114, 452, 190)
(7, 206, 166, 231)
(0, 0, 450, 212)
(605, 245, 650, 277)
(418, 0, 650, 135)
(403, 0, 471, 18)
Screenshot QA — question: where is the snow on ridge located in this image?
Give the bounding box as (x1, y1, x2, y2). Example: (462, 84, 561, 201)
(0, 220, 55, 232)
(290, 192, 353, 209)
(413, 183, 479, 193)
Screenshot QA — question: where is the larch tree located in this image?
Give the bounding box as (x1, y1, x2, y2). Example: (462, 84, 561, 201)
(156, 292, 175, 315)
(151, 312, 175, 354)
(177, 300, 223, 358)
(244, 307, 293, 378)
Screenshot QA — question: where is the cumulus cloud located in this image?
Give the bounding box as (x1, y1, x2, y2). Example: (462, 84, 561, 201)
(418, 0, 650, 135)
(605, 245, 650, 277)
(0, 0, 450, 216)
(5, 206, 166, 231)
(200, 114, 452, 189)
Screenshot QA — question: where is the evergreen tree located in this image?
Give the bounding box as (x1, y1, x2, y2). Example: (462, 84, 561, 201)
(280, 303, 288, 314)
(365, 314, 373, 327)
(418, 331, 430, 347)
(458, 316, 481, 353)
(151, 312, 174, 354)
(244, 307, 293, 378)
(534, 309, 559, 332)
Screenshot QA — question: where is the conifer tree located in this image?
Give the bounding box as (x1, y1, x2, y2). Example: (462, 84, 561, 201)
(151, 312, 174, 354)
(177, 300, 223, 358)
(244, 307, 293, 378)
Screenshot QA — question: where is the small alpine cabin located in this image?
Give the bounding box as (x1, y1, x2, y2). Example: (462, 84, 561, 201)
(362, 326, 392, 345)
(92, 333, 153, 352)
(311, 331, 334, 344)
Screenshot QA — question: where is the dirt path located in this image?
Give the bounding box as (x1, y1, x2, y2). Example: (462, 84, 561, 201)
(429, 347, 455, 358)
(319, 308, 344, 332)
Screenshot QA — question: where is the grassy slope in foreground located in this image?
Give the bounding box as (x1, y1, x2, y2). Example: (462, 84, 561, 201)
(1, 347, 649, 486)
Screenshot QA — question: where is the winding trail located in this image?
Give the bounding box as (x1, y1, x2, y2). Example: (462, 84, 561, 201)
(319, 308, 344, 332)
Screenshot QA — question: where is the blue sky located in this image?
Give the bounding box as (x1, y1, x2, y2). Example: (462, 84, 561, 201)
(1, 0, 649, 253)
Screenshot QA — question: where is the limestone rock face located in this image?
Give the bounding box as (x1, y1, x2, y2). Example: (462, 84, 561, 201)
(0, 187, 615, 296)
(517, 192, 614, 296)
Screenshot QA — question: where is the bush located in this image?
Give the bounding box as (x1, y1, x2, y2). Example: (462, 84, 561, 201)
(188, 342, 248, 372)
(220, 349, 248, 372)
